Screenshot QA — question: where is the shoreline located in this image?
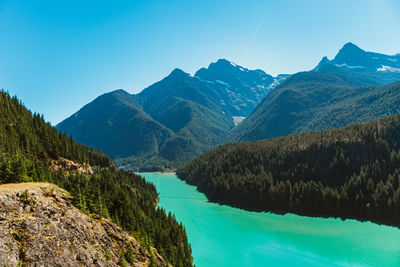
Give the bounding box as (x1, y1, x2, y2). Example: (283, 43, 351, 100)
(154, 171, 176, 175)
(135, 171, 177, 175)
(175, 175, 400, 229)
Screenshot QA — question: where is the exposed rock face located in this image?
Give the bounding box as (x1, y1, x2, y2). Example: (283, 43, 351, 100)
(0, 183, 165, 266)
(51, 157, 94, 175)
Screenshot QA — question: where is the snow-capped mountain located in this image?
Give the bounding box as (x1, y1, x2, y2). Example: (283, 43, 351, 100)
(195, 59, 288, 117)
(315, 42, 400, 73)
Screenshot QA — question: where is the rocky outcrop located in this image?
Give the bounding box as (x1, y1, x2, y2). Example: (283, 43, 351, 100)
(50, 157, 94, 175)
(0, 183, 166, 266)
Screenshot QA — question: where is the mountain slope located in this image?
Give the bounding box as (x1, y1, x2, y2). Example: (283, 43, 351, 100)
(178, 114, 400, 225)
(232, 43, 400, 143)
(135, 68, 234, 157)
(56, 89, 174, 159)
(232, 66, 400, 142)
(194, 59, 277, 116)
(58, 60, 282, 169)
(0, 90, 193, 266)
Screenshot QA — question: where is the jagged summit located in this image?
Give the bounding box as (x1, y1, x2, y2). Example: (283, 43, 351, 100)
(314, 42, 400, 75)
(332, 42, 374, 68)
(340, 42, 363, 52)
(314, 56, 330, 70)
(195, 59, 248, 77)
(169, 67, 188, 77)
(216, 58, 233, 65)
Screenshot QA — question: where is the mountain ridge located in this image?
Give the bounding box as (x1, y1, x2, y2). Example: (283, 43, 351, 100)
(231, 43, 400, 142)
(57, 59, 283, 170)
(57, 43, 400, 170)
(315, 42, 400, 78)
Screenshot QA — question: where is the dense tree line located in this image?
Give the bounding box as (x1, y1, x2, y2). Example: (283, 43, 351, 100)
(115, 155, 180, 172)
(0, 91, 193, 266)
(0, 91, 113, 168)
(178, 114, 400, 225)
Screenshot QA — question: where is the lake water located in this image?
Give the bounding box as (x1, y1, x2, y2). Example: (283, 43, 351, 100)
(141, 172, 400, 267)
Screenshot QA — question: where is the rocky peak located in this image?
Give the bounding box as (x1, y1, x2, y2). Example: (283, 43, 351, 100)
(341, 42, 363, 52)
(168, 68, 190, 79)
(314, 56, 330, 70)
(195, 59, 245, 78)
(0, 183, 166, 266)
(332, 42, 379, 69)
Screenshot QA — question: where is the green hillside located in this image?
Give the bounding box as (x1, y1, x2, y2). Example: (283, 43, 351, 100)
(178, 114, 400, 225)
(231, 70, 400, 142)
(56, 89, 174, 159)
(135, 69, 234, 162)
(57, 60, 280, 171)
(58, 69, 237, 171)
(0, 91, 193, 266)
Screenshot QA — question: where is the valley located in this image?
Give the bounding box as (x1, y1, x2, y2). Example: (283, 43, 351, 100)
(57, 43, 400, 172)
(56, 59, 286, 171)
(3, 2, 400, 266)
(1, 40, 400, 267)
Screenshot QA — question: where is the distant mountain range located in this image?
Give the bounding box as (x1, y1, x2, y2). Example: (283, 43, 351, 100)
(57, 43, 400, 170)
(316, 42, 400, 72)
(231, 43, 400, 142)
(314, 42, 400, 85)
(57, 59, 283, 170)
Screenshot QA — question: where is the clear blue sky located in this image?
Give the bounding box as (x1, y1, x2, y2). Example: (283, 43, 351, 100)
(1, 0, 399, 125)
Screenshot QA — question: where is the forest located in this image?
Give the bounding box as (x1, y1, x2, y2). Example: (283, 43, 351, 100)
(178, 114, 400, 225)
(0, 91, 193, 267)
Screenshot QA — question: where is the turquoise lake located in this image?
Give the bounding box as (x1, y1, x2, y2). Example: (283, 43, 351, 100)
(141, 173, 400, 267)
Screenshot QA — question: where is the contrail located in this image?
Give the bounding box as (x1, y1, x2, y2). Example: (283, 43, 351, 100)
(242, 18, 265, 59)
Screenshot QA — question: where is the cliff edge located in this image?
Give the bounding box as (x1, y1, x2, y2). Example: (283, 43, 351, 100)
(0, 183, 165, 266)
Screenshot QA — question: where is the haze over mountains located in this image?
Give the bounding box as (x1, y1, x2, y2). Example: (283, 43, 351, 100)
(57, 59, 281, 170)
(57, 42, 400, 170)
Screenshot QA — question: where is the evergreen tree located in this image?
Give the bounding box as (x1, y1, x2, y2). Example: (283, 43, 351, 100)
(0, 91, 193, 267)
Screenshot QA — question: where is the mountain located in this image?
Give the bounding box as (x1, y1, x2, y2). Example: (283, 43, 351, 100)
(231, 43, 400, 142)
(56, 89, 174, 159)
(135, 68, 235, 161)
(178, 114, 400, 225)
(194, 59, 279, 116)
(57, 60, 283, 170)
(0, 183, 166, 266)
(0, 90, 193, 266)
(314, 42, 400, 85)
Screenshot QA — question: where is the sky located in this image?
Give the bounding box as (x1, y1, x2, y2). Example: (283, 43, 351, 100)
(1, 0, 400, 125)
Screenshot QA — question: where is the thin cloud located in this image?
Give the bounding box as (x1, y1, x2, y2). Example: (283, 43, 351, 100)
(242, 18, 264, 59)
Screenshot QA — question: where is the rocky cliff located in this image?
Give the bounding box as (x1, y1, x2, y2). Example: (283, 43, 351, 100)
(0, 183, 166, 266)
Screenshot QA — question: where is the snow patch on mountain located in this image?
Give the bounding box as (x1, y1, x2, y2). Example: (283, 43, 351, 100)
(377, 65, 400, 73)
(216, 80, 230, 86)
(335, 63, 365, 69)
(232, 116, 246, 126)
